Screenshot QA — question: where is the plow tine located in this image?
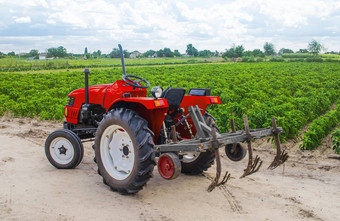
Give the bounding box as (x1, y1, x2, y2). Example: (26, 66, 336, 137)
(207, 127, 230, 192)
(240, 116, 263, 178)
(268, 117, 289, 170)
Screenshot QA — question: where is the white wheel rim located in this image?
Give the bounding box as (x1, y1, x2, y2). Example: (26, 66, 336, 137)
(50, 137, 74, 165)
(183, 152, 199, 163)
(100, 125, 135, 180)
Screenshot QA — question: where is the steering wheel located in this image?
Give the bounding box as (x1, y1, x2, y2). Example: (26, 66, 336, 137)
(122, 75, 150, 89)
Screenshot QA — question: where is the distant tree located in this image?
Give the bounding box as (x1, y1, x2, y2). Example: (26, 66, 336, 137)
(156, 49, 164, 57)
(198, 50, 212, 57)
(222, 44, 244, 59)
(47, 47, 57, 58)
(143, 50, 156, 57)
(109, 48, 120, 58)
(173, 49, 181, 57)
(163, 48, 174, 57)
(8, 51, 15, 56)
(213, 50, 220, 57)
(326, 51, 339, 54)
(186, 44, 198, 56)
(278, 48, 294, 55)
(28, 49, 39, 58)
(92, 50, 102, 58)
(297, 49, 308, 53)
(264, 42, 275, 56)
(47, 46, 67, 58)
(84, 47, 88, 54)
(0, 51, 4, 59)
(222, 48, 236, 59)
(243, 50, 253, 57)
(56, 46, 67, 58)
(308, 40, 325, 56)
(123, 50, 130, 58)
(234, 45, 244, 57)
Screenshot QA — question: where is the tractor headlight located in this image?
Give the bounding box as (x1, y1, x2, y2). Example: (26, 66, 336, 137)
(151, 86, 163, 99)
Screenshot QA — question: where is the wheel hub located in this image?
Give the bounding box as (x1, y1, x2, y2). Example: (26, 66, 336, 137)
(58, 145, 67, 155)
(122, 145, 129, 156)
(101, 125, 135, 180)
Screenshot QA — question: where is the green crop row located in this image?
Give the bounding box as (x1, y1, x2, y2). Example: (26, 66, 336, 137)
(0, 62, 339, 141)
(332, 130, 340, 154)
(300, 104, 340, 150)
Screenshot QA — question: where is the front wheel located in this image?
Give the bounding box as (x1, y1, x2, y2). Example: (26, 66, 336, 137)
(94, 108, 156, 194)
(45, 129, 84, 169)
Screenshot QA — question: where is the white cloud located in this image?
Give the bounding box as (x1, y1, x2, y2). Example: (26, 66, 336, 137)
(0, 0, 339, 53)
(13, 16, 31, 23)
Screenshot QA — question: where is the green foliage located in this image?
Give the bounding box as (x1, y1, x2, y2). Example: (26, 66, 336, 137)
(278, 48, 294, 55)
(332, 130, 340, 154)
(282, 53, 311, 58)
(47, 46, 67, 58)
(0, 62, 339, 141)
(305, 57, 323, 62)
(186, 44, 198, 56)
(308, 40, 325, 56)
(300, 105, 340, 150)
(269, 57, 285, 62)
(252, 49, 265, 58)
(241, 56, 255, 62)
(222, 45, 244, 59)
(264, 42, 275, 56)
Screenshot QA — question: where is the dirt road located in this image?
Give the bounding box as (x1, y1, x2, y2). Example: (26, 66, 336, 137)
(1, 117, 339, 221)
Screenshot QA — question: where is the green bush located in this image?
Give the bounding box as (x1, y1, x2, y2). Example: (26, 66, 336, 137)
(332, 130, 340, 154)
(288, 58, 305, 62)
(324, 58, 340, 62)
(282, 53, 312, 58)
(241, 56, 255, 62)
(305, 57, 323, 62)
(269, 57, 285, 62)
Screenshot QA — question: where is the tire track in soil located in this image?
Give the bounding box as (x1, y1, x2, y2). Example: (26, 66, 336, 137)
(137, 199, 174, 221)
(203, 173, 244, 214)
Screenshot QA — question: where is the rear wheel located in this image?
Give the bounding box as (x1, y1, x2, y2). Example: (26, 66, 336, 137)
(45, 129, 84, 169)
(94, 108, 156, 194)
(181, 112, 218, 175)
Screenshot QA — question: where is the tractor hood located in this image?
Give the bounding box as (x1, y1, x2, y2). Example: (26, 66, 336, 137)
(69, 84, 109, 105)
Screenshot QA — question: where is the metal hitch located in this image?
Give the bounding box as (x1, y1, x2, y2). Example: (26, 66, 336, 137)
(154, 105, 288, 191)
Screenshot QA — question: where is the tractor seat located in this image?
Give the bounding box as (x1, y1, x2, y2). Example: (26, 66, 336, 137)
(160, 87, 186, 111)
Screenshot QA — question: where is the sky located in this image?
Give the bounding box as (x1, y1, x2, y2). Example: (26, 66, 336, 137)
(0, 0, 339, 54)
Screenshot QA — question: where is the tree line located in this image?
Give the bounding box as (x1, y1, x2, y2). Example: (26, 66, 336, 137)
(0, 40, 337, 60)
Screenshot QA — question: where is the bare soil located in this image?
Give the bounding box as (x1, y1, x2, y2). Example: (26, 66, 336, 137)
(0, 116, 339, 221)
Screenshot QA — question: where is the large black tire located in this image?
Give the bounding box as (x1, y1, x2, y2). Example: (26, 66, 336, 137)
(94, 108, 156, 194)
(180, 112, 218, 175)
(45, 129, 84, 169)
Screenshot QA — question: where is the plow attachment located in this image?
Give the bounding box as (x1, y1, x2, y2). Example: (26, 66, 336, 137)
(154, 105, 288, 191)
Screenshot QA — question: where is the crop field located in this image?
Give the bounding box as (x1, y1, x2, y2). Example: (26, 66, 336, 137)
(0, 62, 339, 149)
(0, 57, 223, 72)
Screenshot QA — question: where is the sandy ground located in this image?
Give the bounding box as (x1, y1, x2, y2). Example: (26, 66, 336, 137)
(0, 116, 340, 221)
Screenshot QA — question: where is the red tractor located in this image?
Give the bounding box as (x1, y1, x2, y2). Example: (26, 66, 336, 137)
(45, 45, 288, 194)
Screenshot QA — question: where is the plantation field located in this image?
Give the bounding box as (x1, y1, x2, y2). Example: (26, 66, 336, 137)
(0, 57, 223, 72)
(0, 62, 339, 144)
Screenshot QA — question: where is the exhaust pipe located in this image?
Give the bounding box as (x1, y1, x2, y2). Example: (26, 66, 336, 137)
(81, 68, 91, 122)
(83, 68, 90, 104)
